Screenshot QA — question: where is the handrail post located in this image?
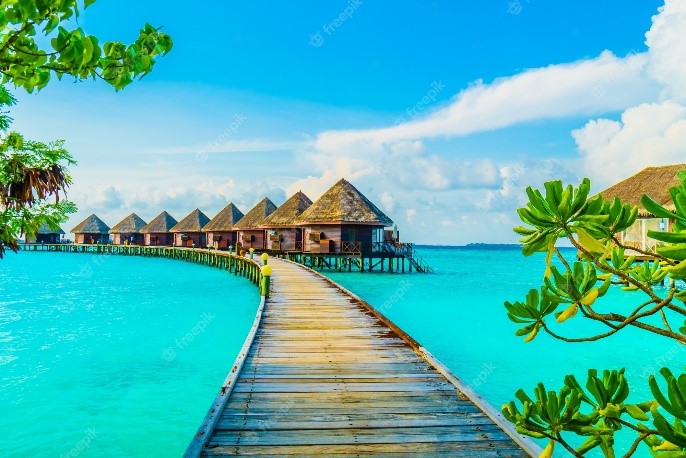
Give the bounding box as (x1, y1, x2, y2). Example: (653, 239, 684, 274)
(260, 264, 272, 298)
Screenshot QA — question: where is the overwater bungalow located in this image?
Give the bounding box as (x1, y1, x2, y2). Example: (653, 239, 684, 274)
(598, 164, 685, 254)
(71, 214, 111, 245)
(140, 211, 178, 246)
(295, 179, 394, 255)
(170, 209, 211, 248)
(109, 213, 147, 245)
(260, 191, 312, 251)
(202, 202, 244, 250)
(25, 223, 65, 244)
(234, 197, 278, 250)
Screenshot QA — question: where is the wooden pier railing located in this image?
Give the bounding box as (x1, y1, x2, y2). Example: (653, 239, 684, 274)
(186, 257, 540, 457)
(18, 243, 264, 286)
(18, 243, 539, 456)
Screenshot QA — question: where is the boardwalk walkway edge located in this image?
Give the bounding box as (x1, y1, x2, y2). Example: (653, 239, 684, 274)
(277, 258, 542, 457)
(184, 295, 267, 457)
(18, 244, 542, 456)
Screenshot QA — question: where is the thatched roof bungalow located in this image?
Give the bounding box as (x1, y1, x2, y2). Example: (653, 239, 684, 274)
(170, 209, 211, 248)
(295, 179, 393, 255)
(25, 223, 65, 244)
(140, 211, 178, 246)
(109, 213, 147, 245)
(260, 191, 312, 251)
(71, 214, 111, 245)
(202, 202, 244, 250)
(234, 197, 277, 250)
(598, 164, 686, 253)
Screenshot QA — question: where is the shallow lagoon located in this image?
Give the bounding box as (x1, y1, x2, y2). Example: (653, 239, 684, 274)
(0, 252, 259, 457)
(1, 247, 680, 457)
(327, 246, 682, 457)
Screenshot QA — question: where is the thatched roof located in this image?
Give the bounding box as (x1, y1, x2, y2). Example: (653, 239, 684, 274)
(109, 213, 147, 234)
(296, 179, 393, 226)
(71, 214, 110, 234)
(202, 202, 244, 232)
(37, 223, 65, 235)
(597, 164, 686, 216)
(260, 191, 313, 228)
(170, 209, 211, 233)
(140, 211, 178, 234)
(234, 198, 278, 229)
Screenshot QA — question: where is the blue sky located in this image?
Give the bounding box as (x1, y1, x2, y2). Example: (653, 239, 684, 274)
(11, 0, 686, 244)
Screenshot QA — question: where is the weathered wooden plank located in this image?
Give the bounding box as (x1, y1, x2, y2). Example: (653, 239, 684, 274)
(202, 441, 524, 457)
(206, 424, 513, 446)
(225, 390, 472, 403)
(251, 342, 410, 350)
(233, 381, 456, 393)
(240, 362, 439, 372)
(216, 412, 494, 430)
(191, 258, 538, 457)
(237, 375, 444, 382)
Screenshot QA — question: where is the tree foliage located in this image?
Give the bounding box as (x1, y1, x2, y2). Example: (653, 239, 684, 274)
(0, 0, 172, 92)
(503, 175, 686, 456)
(0, 0, 172, 257)
(0, 85, 75, 257)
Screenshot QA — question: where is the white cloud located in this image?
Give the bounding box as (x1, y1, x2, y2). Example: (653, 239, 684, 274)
(406, 208, 416, 224)
(645, 0, 686, 102)
(143, 139, 305, 156)
(67, 178, 287, 234)
(83, 185, 123, 211)
(574, 101, 686, 188)
(47, 1, 686, 245)
(233, 182, 287, 211)
(285, 166, 376, 201)
(290, 44, 661, 211)
(379, 191, 396, 212)
(312, 51, 658, 158)
(575, 2, 686, 189)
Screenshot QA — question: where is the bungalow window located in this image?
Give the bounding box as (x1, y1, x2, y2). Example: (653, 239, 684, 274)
(372, 228, 383, 244)
(621, 218, 670, 252)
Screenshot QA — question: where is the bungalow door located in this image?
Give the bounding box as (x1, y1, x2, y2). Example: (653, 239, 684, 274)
(344, 228, 358, 253)
(348, 228, 357, 242)
(295, 228, 303, 251)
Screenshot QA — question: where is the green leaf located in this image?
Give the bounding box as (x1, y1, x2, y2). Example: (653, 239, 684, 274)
(648, 230, 686, 244)
(657, 244, 686, 262)
(642, 194, 684, 221)
(576, 227, 607, 254)
(625, 404, 649, 421)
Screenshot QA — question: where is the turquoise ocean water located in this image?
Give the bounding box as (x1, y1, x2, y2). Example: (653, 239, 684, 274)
(0, 252, 259, 457)
(1, 247, 681, 457)
(326, 246, 683, 457)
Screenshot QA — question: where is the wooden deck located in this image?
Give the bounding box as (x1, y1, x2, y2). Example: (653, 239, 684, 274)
(186, 258, 539, 457)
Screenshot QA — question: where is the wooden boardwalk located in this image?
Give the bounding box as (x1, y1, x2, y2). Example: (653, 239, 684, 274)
(187, 258, 539, 457)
